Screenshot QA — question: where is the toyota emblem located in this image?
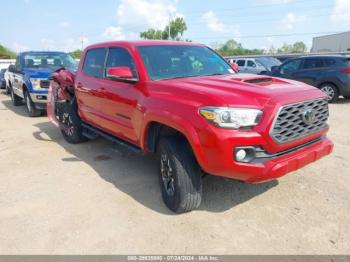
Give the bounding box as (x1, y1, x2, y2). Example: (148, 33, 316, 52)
(302, 108, 316, 125)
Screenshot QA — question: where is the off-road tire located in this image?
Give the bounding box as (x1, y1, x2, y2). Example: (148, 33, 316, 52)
(24, 91, 42, 117)
(60, 100, 87, 144)
(10, 87, 22, 106)
(158, 136, 202, 213)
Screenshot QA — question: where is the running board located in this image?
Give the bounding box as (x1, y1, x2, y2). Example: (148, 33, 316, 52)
(81, 122, 144, 155)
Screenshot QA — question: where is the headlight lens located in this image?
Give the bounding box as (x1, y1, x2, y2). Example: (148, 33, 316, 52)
(199, 107, 262, 129)
(30, 78, 43, 90)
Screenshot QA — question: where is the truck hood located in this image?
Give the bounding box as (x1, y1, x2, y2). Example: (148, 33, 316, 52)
(152, 74, 326, 109)
(23, 68, 54, 79)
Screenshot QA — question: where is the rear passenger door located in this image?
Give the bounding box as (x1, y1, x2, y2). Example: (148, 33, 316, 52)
(293, 57, 324, 86)
(75, 48, 107, 126)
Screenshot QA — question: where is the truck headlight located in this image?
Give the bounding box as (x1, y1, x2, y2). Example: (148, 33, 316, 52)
(199, 107, 262, 129)
(30, 78, 43, 90)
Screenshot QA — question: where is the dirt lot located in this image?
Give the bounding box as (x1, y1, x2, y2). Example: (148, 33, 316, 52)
(0, 92, 349, 255)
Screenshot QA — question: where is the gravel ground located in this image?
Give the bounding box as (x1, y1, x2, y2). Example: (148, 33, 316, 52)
(0, 92, 349, 254)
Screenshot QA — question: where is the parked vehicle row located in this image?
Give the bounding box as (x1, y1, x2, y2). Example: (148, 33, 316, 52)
(45, 40, 333, 213)
(226, 55, 350, 103)
(267, 56, 350, 103)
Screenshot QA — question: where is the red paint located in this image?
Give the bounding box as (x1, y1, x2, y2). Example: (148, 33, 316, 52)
(48, 40, 333, 183)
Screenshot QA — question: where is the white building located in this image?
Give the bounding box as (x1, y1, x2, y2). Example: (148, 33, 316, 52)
(311, 31, 350, 52)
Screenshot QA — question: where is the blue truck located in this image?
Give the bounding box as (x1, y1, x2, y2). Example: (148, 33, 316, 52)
(7, 51, 77, 116)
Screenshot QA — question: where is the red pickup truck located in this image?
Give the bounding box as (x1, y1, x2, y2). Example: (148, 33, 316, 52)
(48, 40, 333, 213)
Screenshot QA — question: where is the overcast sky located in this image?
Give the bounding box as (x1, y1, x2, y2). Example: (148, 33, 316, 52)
(0, 0, 349, 53)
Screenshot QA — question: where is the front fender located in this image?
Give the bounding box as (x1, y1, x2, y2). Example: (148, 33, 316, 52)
(141, 110, 209, 169)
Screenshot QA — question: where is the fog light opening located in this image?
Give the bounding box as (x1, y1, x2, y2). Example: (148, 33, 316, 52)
(235, 147, 256, 163)
(236, 149, 247, 161)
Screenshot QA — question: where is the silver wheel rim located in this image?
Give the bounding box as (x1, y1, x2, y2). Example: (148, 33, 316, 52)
(160, 153, 175, 196)
(321, 85, 335, 101)
(62, 112, 74, 137)
(25, 94, 31, 111)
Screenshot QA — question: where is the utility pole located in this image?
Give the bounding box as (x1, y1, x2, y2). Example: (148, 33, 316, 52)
(168, 15, 171, 40)
(79, 35, 85, 50)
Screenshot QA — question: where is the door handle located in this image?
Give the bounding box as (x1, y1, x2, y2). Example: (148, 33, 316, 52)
(98, 87, 107, 94)
(97, 87, 108, 97)
(76, 82, 89, 93)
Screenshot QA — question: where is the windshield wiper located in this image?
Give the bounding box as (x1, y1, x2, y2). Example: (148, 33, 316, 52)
(203, 73, 227, 76)
(159, 74, 200, 81)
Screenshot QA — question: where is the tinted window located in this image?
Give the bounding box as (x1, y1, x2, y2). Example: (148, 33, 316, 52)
(106, 48, 137, 78)
(323, 58, 337, 67)
(303, 58, 323, 69)
(237, 60, 245, 66)
(83, 48, 106, 78)
(280, 59, 302, 73)
(247, 60, 256, 67)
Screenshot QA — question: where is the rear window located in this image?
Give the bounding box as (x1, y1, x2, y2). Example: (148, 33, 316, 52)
(83, 48, 106, 78)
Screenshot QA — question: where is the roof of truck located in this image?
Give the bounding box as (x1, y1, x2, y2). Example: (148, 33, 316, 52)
(85, 40, 205, 50)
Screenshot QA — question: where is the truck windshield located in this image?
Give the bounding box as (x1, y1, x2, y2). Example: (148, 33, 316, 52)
(137, 45, 234, 80)
(23, 53, 77, 71)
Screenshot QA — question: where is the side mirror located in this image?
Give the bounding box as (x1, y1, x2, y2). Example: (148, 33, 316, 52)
(106, 67, 137, 82)
(8, 64, 15, 73)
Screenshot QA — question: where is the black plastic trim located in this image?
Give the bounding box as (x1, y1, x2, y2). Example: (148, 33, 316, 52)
(235, 137, 323, 164)
(81, 122, 144, 155)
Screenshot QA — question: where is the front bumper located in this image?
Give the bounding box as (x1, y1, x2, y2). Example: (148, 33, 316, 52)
(244, 137, 333, 183)
(195, 127, 333, 183)
(30, 92, 48, 110)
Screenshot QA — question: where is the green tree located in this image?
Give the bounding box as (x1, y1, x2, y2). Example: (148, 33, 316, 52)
(216, 39, 263, 56)
(140, 29, 165, 40)
(277, 41, 307, 53)
(140, 17, 188, 41)
(0, 44, 16, 59)
(69, 49, 83, 59)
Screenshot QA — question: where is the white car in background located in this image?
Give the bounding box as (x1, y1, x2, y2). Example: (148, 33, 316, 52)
(228, 57, 281, 74)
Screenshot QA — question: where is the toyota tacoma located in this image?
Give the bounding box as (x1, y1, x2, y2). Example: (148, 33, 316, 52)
(48, 41, 333, 213)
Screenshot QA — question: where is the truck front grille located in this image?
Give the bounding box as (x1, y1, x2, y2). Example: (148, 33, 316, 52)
(270, 99, 329, 144)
